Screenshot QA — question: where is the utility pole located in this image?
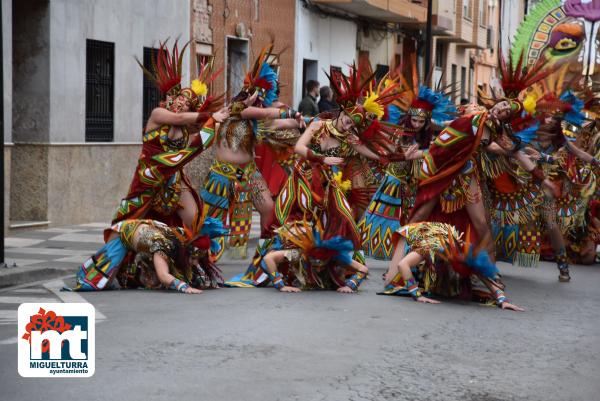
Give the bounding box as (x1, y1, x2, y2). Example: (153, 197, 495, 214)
(0, 1, 5, 268)
(424, 0, 433, 86)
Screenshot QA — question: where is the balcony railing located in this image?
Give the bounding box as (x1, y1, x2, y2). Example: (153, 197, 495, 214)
(311, 0, 427, 24)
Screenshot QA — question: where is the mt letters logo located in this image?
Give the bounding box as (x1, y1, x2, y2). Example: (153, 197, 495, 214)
(18, 303, 95, 377)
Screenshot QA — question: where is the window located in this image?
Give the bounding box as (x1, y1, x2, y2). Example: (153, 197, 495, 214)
(463, 0, 472, 20)
(451, 64, 457, 102)
(142, 47, 161, 130)
(479, 0, 486, 26)
(486, 26, 494, 50)
(461, 66, 467, 100)
(435, 41, 445, 68)
(86, 39, 114, 142)
(375, 64, 390, 82)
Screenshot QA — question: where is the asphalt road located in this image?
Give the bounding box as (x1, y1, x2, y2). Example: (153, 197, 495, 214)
(0, 255, 599, 401)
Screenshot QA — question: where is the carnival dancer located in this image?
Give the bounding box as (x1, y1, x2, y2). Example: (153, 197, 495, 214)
(108, 40, 228, 243)
(70, 216, 228, 294)
(517, 80, 595, 280)
(359, 65, 456, 260)
(407, 53, 559, 260)
(382, 222, 524, 311)
(226, 65, 402, 287)
(276, 65, 401, 243)
(259, 217, 368, 293)
(200, 44, 304, 258)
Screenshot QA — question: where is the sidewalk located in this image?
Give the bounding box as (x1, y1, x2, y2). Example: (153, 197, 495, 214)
(1, 214, 262, 289)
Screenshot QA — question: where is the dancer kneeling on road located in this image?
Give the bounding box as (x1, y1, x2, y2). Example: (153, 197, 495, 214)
(259, 217, 368, 293)
(382, 222, 524, 311)
(70, 218, 227, 294)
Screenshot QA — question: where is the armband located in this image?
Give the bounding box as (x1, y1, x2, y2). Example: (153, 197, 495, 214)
(169, 278, 190, 293)
(261, 260, 285, 289)
(494, 289, 507, 305)
(279, 108, 298, 119)
(406, 277, 422, 300)
(344, 271, 367, 291)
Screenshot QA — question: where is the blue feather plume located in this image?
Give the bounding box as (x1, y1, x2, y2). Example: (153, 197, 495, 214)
(200, 217, 229, 239)
(385, 104, 403, 124)
(465, 247, 499, 279)
(417, 85, 456, 125)
(514, 121, 539, 144)
(313, 231, 354, 265)
(560, 90, 585, 127)
(258, 63, 278, 107)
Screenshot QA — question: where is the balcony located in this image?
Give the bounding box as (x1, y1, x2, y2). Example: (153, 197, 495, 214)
(431, 0, 455, 37)
(312, 0, 427, 24)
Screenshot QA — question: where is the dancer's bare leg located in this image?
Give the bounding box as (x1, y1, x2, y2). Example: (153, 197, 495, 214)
(177, 184, 199, 229)
(408, 197, 437, 223)
(251, 174, 275, 237)
(385, 237, 408, 282)
(543, 210, 571, 281)
(464, 180, 495, 261)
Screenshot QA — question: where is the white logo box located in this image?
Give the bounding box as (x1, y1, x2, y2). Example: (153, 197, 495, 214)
(18, 303, 95, 378)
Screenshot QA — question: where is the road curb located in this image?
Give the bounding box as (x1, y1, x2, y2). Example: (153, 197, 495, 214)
(0, 267, 73, 289)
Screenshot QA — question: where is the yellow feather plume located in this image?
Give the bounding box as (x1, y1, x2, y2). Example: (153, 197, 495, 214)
(523, 92, 538, 114)
(333, 171, 352, 192)
(363, 91, 385, 120)
(191, 79, 208, 97)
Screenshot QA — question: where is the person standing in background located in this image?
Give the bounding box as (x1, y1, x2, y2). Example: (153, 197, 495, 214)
(318, 86, 337, 113)
(298, 80, 320, 117)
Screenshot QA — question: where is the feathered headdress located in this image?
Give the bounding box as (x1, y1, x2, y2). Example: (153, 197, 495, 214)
(437, 227, 499, 279)
(137, 39, 187, 96)
(498, 48, 556, 100)
(388, 59, 456, 126)
(239, 44, 280, 107)
(275, 215, 354, 267)
(194, 56, 225, 113)
(523, 66, 588, 127)
(326, 63, 404, 155)
(477, 48, 557, 120)
(137, 39, 223, 111)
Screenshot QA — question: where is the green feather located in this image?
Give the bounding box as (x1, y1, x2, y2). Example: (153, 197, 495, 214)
(511, 0, 563, 67)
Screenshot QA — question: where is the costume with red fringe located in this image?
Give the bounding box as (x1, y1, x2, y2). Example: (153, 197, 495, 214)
(359, 64, 456, 260)
(381, 222, 504, 305)
(71, 217, 227, 292)
(518, 79, 593, 268)
(274, 64, 403, 255)
(110, 40, 221, 239)
(226, 216, 366, 291)
(200, 45, 300, 259)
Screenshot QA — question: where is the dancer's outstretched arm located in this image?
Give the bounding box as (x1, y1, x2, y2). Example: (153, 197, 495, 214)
(153, 253, 202, 294)
(294, 121, 343, 166)
(478, 276, 524, 312)
(337, 260, 369, 293)
(262, 251, 301, 293)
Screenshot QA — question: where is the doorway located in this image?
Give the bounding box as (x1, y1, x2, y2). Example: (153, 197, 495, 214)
(226, 37, 249, 101)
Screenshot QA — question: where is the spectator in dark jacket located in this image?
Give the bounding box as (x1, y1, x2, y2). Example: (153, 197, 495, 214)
(318, 86, 337, 113)
(298, 80, 320, 117)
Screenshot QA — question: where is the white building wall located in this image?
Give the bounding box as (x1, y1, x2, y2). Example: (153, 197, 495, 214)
(49, 0, 191, 143)
(357, 31, 396, 69)
(3, 0, 12, 143)
(500, 0, 524, 55)
(293, 0, 357, 108)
